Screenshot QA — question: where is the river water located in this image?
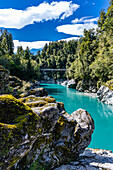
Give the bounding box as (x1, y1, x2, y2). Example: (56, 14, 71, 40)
(41, 83, 113, 151)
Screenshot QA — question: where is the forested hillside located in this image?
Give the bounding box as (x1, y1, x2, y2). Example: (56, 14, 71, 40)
(68, 0, 113, 88)
(0, 30, 39, 80)
(0, 0, 112, 85)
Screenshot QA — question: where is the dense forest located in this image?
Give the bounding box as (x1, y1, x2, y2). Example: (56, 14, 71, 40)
(0, 0, 113, 87)
(0, 30, 39, 80)
(68, 0, 113, 87)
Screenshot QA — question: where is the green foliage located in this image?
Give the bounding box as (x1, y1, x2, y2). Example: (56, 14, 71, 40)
(0, 29, 14, 55)
(0, 30, 40, 80)
(67, 1, 113, 88)
(105, 79, 113, 90)
(36, 40, 78, 79)
(24, 47, 30, 60)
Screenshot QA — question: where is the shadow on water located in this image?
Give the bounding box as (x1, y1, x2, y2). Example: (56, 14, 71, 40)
(40, 84, 64, 95)
(44, 88, 64, 95)
(40, 84, 48, 87)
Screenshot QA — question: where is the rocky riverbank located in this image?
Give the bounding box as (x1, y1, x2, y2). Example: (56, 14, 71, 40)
(55, 148, 113, 170)
(61, 79, 113, 105)
(61, 79, 97, 93)
(0, 66, 113, 169)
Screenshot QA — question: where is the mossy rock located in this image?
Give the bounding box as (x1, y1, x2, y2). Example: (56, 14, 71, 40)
(0, 94, 35, 123)
(0, 94, 94, 169)
(19, 88, 48, 98)
(19, 96, 55, 103)
(0, 94, 40, 167)
(26, 100, 47, 108)
(19, 96, 56, 108)
(28, 88, 48, 97)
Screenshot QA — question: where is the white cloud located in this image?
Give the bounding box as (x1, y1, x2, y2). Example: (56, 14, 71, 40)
(0, 1, 79, 29)
(57, 23, 98, 36)
(71, 16, 91, 23)
(13, 37, 80, 53)
(13, 40, 50, 53)
(84, 17, 99, 23)
(72, 16, 98, 23)
(57, 16, 98, 36)
(60, 37, 79, 41)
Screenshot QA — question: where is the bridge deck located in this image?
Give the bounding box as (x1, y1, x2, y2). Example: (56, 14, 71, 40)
(39, 69, 68, 71)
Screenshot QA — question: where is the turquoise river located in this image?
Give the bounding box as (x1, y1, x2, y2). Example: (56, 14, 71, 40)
(41, 83, 113, 152)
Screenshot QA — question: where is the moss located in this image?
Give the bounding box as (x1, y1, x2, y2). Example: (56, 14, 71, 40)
(29, 134, 52, 170)
(26, 100, 47, 108)
(0, 94, 33, 123)
(19, 96, 56, 104)
(0, 94, 40, 160)
(53, 114, 77, 143)
(28, 88, 48, 97)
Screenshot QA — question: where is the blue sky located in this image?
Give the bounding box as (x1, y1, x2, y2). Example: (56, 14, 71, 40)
(0, 0, 109, 53)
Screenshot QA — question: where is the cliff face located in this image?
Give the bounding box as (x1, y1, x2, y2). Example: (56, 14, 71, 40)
(0, 91, 94, 169)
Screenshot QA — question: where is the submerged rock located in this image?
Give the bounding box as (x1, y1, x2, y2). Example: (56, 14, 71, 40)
(0, 93, 94, 169)
(97, 86, 113, 105)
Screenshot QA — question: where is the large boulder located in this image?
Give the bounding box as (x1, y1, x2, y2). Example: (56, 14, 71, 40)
(0, 94, 40, 169)
(0, 65, 9, 94)
(97, 86, 113, 105)
(76, 80, 97, 93)
(0, 94, 94, 169)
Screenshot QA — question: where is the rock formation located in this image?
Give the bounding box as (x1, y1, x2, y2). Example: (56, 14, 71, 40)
(0, 92, 94, 169)
(67, 79, 77, 88)
(97, 86, 113, 105)
(61, 79, 97, 93)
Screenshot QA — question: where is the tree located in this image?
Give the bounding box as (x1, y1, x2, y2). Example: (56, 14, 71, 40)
(24, 47, 30, 60)
(17, 46, 24, 56)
